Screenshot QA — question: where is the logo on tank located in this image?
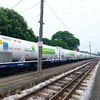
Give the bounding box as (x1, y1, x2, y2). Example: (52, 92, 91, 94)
(31, 46, 35, 52)
(3, 42, 8, 50)
(0, 40, 2, 44)
(24, 46, 35, 52)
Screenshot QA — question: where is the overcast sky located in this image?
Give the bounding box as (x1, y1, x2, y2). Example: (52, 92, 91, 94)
(0, 0, 100, 53)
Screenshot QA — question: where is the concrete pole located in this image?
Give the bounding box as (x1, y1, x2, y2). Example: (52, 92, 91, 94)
(89, 43, 91, 58)
(37, 0, 44, 73)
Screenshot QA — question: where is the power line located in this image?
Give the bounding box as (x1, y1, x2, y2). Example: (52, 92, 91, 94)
(44, 0, 84, 15)
(27, 0, 84, 22)
(53, 0, 84, 14)
(44, 1, 70, 31)
(11, 1, 40, 22)
(20, 2, 40, 13)
(12, 0, 23, 9)
(27, 14, 40, 21)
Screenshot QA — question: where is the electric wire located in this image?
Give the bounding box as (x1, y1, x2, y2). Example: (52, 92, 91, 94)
(45, 0, 84, 14)
(24, 0, 84, 23)
(44, 1, 70, 31)
(12, 0, 23, 9)
(20, 2, 40, 13)
(27, 14, 40, 21)
(56, 0, 84, 13)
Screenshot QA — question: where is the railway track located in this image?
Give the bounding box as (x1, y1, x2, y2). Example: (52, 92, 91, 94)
(17, 60, 99, 100)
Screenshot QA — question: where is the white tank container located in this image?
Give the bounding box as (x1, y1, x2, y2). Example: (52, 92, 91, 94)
(65, 50, 76, 59)
(0, 35, 93, 62)
(0, 35, 58, 61)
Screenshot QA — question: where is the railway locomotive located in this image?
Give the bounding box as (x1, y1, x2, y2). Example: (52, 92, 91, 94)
(0, 35, 95, 74)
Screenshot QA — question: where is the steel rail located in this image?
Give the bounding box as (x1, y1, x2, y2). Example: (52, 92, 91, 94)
(18, 61, 97, 100)
(63, 62, 97, 100)
(50, 61, 98, 100)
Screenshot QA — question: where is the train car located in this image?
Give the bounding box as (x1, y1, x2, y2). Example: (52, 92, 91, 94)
(0, 35, 60, 62)
(0, 35, 96, 74)
(0, 35, 95, 62)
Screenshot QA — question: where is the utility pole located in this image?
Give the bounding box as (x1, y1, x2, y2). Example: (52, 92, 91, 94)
(37, 0, 44, 73)
(89, 43, 91, 58)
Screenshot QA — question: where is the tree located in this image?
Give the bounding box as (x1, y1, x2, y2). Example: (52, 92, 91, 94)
(50, 40, 69, 49)
(52, 31, 80, 50)
(43, 38, 50, 45)
(0, 7, 36, 41)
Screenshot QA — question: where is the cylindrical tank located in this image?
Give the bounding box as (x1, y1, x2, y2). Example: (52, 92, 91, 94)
(0, 35, 58, 61)
(0, 35, 93, 62)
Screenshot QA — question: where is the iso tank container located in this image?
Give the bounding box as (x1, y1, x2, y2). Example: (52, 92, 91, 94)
(72, 51, 79, 59)
(71, 51, 78, 59)
(61, 48, 68, 60)
(42, 45, 59, 60)
(83, 53, 88, 59)
(0, 35, 38, 61)
(54, 48, 77, 60)
(55, 47, 71, 60)
(61, 49, 71, 60)
(55, 47, 65, 60)
(0, 35, 58, 61)
(76, 52, 82, 59)
(64, 50, 77, 59)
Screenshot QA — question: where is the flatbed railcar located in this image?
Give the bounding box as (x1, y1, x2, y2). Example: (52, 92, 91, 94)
(0, 58, 90, 74)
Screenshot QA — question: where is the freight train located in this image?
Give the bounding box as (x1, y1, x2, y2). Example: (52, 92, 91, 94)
(0, 35, 96, 74)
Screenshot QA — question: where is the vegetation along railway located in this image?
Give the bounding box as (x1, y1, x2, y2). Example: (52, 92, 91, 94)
(0, 35, 98, 75)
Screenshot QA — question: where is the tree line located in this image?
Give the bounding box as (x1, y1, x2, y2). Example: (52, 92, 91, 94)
(0, 7, 80, 50)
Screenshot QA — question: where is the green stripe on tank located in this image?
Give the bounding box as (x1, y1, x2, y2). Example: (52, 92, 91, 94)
(69, 52, 75, 57)
(80, 54, 83, 57)
(42, 48, 55, 54)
